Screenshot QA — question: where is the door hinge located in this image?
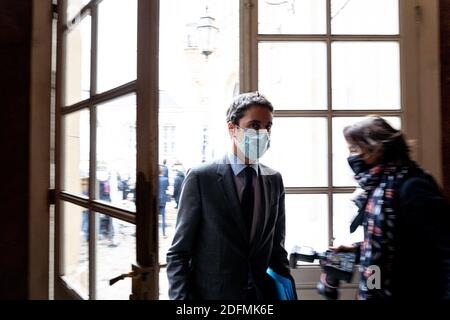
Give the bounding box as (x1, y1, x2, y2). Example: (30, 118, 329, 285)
(49, 189, 56, 205)
(415, 5, 423, 23)
(52, 3, 58, 20)
(244, 1, 254, 9)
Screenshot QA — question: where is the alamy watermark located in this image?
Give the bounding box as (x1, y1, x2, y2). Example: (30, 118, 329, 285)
(366, 265, 381, 290)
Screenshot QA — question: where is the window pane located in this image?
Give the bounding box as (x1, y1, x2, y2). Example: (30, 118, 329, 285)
(332, 42, 401, 109)
(96, 214, 136, 300)
(65, 16, 91, 106)
(66, 0, 90, 23)
(331, 0, 399, 35)
(97, 0, 137, 92)
(261, 118, 328, 187)
(258, 0, 326, 34)
(158, 0, 239, 300)
(96, 94, 136, 211)
(259, 42, 328, 110)
(63, 110, 90, 196)
(285, 194, 329, 255)
(332, 117, 401, 187)
(159, 0, 239, 169)
(61, 202, 89, 299)
(333, 194, 364, 247)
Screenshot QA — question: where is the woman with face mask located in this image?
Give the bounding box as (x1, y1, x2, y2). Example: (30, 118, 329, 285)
(333, 116, 450, 300)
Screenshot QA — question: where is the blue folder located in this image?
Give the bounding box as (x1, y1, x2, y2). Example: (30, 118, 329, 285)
(266, 268, 297, 300)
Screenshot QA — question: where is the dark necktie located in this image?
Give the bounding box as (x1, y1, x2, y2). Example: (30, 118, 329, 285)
(241, 166, 254, 236)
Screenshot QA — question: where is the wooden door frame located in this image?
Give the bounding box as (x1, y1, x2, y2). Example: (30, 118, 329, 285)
(29, 0, 53, 300)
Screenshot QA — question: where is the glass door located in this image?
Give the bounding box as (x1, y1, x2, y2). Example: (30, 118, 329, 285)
(55, 0, 159, 300)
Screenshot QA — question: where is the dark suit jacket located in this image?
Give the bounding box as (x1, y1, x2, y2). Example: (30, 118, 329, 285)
(357, 165, 450, 300)
(166, 155, 291, 300)
(390, 166, 450, 300)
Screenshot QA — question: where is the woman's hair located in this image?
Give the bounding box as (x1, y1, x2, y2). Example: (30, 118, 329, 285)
(343, 115, 411, 164)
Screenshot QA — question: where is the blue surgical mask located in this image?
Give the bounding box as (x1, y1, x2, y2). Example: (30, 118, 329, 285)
(234, 126, 271, 162)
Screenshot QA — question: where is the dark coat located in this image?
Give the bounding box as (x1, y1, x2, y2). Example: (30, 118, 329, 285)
(375, 166, 450, 300)
(173, 171, 185, 203)
(159, 176, 169, 208)
(166, 156, 291, 300)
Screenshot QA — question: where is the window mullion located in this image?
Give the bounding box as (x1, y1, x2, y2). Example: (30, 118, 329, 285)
(88, 2, 99, 301)
(240, 0, 258, 93)
(326, 0, 334, 246)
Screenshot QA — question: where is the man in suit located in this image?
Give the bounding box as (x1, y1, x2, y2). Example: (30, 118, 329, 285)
(166, 92, 293, 300)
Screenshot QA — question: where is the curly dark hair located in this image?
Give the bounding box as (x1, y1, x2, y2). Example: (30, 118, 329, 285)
(226, 92, 274, 125)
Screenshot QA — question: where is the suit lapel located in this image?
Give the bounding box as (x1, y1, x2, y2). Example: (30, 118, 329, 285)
(216, 158, 249, 244)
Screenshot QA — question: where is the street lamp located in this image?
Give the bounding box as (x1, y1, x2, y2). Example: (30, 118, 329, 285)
(197, 6, 219, 59)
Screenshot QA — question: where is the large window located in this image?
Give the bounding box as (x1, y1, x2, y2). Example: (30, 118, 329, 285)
(158, 0, 240, 299)
(156, 0, 403, 299)
(56, 0, 441, 300)
(256, 0, 402, 254)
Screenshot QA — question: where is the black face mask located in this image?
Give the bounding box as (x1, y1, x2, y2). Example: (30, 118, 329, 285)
(347, 154, 370, 175)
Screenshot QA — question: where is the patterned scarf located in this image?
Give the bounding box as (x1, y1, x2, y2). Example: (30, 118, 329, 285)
(351, 164, 410, 300)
